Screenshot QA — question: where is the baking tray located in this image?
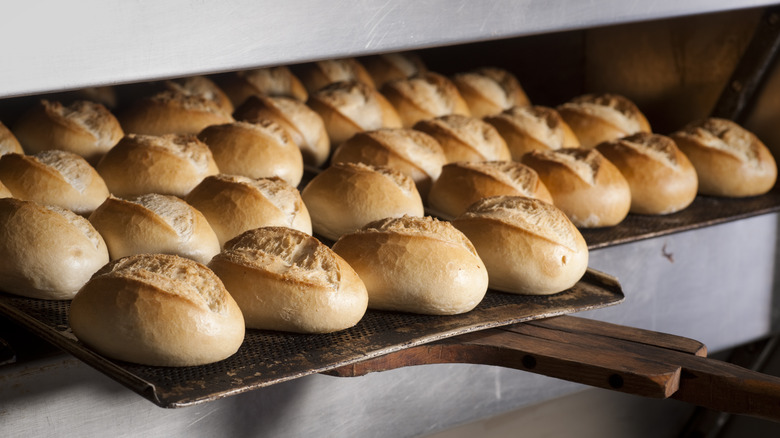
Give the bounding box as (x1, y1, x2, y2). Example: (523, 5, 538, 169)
(0, 268, 622, 408)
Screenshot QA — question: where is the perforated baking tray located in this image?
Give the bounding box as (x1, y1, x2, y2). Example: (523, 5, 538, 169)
(0, 269, 622, 408)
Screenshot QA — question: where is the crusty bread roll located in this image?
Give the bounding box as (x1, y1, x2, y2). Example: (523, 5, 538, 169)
(0, 150, 109, 216)
(330, 128, 447, 197)
(164, 76, 234, 114)
(198, 120, 303, 186)
(234, 95, 330, 167)
(557, 93, 651, 148)
(451, 67, 531, 118)
(485, 105, 580, 160)
(428, 161, 553, 219)
(521, 148, 631, 228)
(69, 253, 245, 367)
(413, 114, 511, 163)
(0, 181, 10, 198)
(96, 133, 219, 198)
(0, 121, 23, 156)
(307, 80, 402, 146)
(186, 174, 312, 246)
(0, 198, 108, 300)
(453, 196, 588, 295)
(218, 66, 309, 106)
(301, 162, 424, 241)
(669, 118, 777, 197)
(12, 100, 124, 164)
(295, 58, 376, 93)
(119, 90, 234, 136)
(381, 72, 471, 128)
(208, 227, 368, 333)
(596, 133, 698, 214)
(89, 193, 220, 264)
(360, 52, 427, 88)
(332, 216, 487, 315)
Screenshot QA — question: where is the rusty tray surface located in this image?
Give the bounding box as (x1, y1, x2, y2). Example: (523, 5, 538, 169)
(0, 269, 622, 408)
(581, 187, 780, 250)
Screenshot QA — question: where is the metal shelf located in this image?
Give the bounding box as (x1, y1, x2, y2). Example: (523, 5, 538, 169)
(2, 0, 777, 99)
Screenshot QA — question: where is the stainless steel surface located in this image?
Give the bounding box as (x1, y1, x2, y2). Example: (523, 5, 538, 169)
(1, 215, 777, 437)
(2, 0, 778, 99)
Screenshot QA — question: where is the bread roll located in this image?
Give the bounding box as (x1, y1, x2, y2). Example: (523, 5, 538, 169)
(669, 118, 777, 197)
(186, 174, 312, 246)
(89, 193, 220, 264)
(69, 253, 245, 367)
(96, 134, 219, 198)
(296, 58, 375, 93)
(234, 95, 330, 167)
(428, 161, 553, 219)
(0, 150, 109, 216)
(0, 198, 108, 300)
(0, 181, 10, 198)
(451, 67, 530, 118)
(119, 90, 234, 136)
(521, 148, 631, 228)
(330, 128, 446, 197)
(198, 120, 303, 186)
(381, 72, 471, 128)
(360, 52, 427, 88)
(208, 227, 368, 333)
(301, 162, 424, 241)
(332, 216, 487, 315)
(164, 76, 234, 114)
(557, 93, 651, 148)
(219, 66, 308, 106)
(413, 114, 511, 163)
(0, 121, 23, 155)
(453, 196, 588, 295)
(485, 105, 580, 160)
(307, 80, 402, 145)
(596, 133, 698, 214)
(13, 100, 123, 164)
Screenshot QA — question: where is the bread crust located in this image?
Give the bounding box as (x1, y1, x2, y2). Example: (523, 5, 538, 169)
(557, 94, 651, 148)
(119, 90, 234, 136)
(219, 65, 308, 106)
(485, 105, 580, 160)
(381, 72, 471, 128)
(0, 121, 23, 156)
(69, 253, 245, 366)
(413, 114, 511, 163)
(296, 58, 376, 93)
(451, 67, 530, 118)
(360, 52, 427, 88)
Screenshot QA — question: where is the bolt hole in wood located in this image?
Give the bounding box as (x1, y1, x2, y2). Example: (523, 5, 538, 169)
(608, 373, 624, 389)
(522, 355, 536, 369)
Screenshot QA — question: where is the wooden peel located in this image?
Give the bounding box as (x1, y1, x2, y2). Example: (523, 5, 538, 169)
(328, 315, 780, 421)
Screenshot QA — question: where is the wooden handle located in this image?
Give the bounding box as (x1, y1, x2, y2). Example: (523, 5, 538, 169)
(328, 316, 780, 421)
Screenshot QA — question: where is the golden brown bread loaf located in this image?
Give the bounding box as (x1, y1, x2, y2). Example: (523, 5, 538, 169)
(0, 121, 23, 155)
(332, 216, 488, 315)
(381, 72, 471, 128)
(428, 161, 553, 219)
(119, 90, 234, 136)
(453, 196, 588, 295)
(164, 76, 234, 114)
(0, 150, 110, 216)
(330, 128, 447, 198)
(233, 95, 330, 167)
(485, 105, 580, 160)
(208, 227, 368, 333)
(557, 93, 651, 148)
(0, 181, 10, 198)
(295, 58, 376, 93)
(360, 52, 427, 88)
(596, 133, 698, 214)
(96, 133, 219, 198)
(301, 162, 424, 241)
(521, 148, 631, 228)
(669, 118, 777, 197)
(185, 174, 312, 246)
(197, 120, 304, 186)
(0, 198, 109, 300)
(307, 80, 402, 146)
(89, 193, 221, 264)
(412, 114, 511, 163)
(12, 100, 124, 164)
(69, 253, 245, 366)
(219, 66, 309, 106)
(451, 67, 530, 118)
